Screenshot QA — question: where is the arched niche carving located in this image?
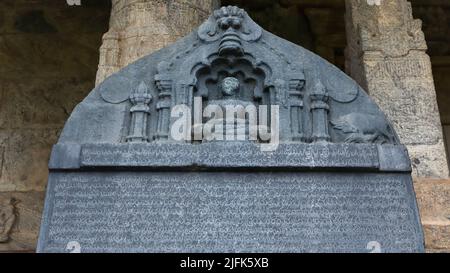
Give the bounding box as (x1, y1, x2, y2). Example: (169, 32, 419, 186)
(187, 54, 275, 142)
(78, 5, 398, 146)
(192, 54, 272, 106)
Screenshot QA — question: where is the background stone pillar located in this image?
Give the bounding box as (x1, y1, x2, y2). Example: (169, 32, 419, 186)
(95, 0, 219, 85)
(345, 0, 449, 179)
(0, 0, 111, 252)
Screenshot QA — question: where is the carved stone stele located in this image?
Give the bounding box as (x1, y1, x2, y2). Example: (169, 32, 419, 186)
(38, 6, 424, 253)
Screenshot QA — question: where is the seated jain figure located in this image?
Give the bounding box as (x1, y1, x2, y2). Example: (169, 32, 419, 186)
(203, 77, 258, 142)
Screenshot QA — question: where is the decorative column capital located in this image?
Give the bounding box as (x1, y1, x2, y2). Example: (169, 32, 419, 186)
(126, 81, 152, 143)
(129, 82, 152, 112)
(310, 81, 329, 110)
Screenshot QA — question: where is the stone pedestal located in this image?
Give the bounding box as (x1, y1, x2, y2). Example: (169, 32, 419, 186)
(345, 0, 449, 179)
(95, 0, 219, 85)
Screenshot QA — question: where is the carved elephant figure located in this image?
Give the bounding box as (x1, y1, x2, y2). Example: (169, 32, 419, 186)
(330, 113, 395, 144)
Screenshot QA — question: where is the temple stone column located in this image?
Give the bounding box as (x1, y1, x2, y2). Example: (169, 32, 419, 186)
(96, 0, 219, 85)
(345, 0, 449, 179)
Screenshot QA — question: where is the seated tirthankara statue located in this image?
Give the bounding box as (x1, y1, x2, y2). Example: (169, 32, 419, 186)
(38, 6, 424, 253)
(203, 76, 257, 141)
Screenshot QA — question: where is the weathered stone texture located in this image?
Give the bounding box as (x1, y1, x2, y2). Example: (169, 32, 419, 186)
(409, 143, 449, 178)
(345, 0, 449, 178)
(415, 179, 450, 223)
(40, 172, 423, 253)
(423, 225, 450, 251)
(225, 1, 450, 169)
(0, 0, 110, 252)
(95, 0, 219, 85)
(444, 126, 450, 162)
(0, 1, 109, 191)
(414, 178, 450, 252)
(0, 191, 45, 252)
(0, 129, 59, 192)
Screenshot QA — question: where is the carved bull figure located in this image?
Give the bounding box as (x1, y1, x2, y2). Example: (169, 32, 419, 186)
(330, 113, 395, 144)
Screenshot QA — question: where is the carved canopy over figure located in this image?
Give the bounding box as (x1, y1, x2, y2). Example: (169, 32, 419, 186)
(59, 5, 399, 146)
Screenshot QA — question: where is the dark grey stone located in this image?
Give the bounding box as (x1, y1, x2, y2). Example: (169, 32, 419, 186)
(378, 145, 412, 172)
(38, 6, 424, 253)
(49, 144, 81, 170)
(46, 142, 412, 171)
(38, 172, 423, 253)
